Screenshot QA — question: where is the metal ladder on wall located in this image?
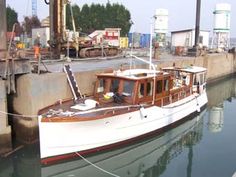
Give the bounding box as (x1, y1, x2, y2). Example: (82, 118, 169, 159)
(63, 65, 82, 101)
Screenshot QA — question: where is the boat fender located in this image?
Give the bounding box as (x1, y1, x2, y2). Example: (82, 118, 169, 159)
(197, 104, 200, 112)
(195, 96, 200, 112)
(104, 92, 114, 100)
(84, 99, 98, 108)
(232, 171, 236, 177)
(140, 107, 148, 118)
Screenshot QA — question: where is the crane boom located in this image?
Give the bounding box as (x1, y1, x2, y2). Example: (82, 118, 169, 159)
(45, 0, 121, 59)
(32, 0, 37, 16)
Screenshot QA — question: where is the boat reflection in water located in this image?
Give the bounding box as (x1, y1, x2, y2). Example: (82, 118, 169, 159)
(42, 109, 206, 177)
(208, 103, 224, 133)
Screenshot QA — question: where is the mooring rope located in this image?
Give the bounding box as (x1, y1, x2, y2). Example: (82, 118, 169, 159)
(75, 152, 120, 177)
(1, 110, 120, 177)
(0, 110, 38, 118)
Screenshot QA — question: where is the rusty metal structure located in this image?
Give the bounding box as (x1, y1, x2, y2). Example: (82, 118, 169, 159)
(47, 0, 65, 58)
(187, 0, 202, 56)
(0, 0, 30, 93)
(194, 0, 201, 47)
(45, 0, 120, 58)
(0, 0, 7, 59)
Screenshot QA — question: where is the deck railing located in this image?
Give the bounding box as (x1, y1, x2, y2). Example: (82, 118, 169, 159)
(155, 86, 192, 107)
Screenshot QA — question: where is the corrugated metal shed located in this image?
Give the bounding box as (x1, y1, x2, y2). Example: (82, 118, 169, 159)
(171, 29, 210, 48)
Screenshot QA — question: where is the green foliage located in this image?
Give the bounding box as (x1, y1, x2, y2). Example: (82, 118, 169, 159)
(6, 6, 18, 31)
(66, 4, 80, 31)
(65, 2, 132, 36)
(22, 16, 41, 37)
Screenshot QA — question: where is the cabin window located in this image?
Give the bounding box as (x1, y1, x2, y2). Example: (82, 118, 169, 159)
(156, 80, 163, 94)
(139, 83, 145, 98)
(97, 79, 105, 93)
(199, 73, 206, 85)
(193, 75, 198, 85)
(147, 81, 153, 96)
(123, 81, 134, 96)
(185, 74, 190, 85)
(175, 71, 180, 79)
(199, 36, 203, 44)
(164, 79, 169, 91)
(200, 74, 204, 85)
(110, 79, 119, 93)
(194, 73, 206, 86)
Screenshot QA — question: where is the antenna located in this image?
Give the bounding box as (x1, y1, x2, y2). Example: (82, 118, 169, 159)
(32, 0, 37, 16)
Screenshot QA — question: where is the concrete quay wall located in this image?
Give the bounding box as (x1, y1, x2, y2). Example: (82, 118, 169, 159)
(0, 80, 12, 154)
(0, 81, 10, 134)
(12, 53, 236, 117)
(157, 53, 236, 82)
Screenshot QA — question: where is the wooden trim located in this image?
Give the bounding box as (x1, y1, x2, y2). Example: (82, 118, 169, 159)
(41, 106, 140, 122)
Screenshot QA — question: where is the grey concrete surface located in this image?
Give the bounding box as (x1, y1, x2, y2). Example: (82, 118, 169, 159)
(0, 80, 11, 135)
(0, 80, 12, 154)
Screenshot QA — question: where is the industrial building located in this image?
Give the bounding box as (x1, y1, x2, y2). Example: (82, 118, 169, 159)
(171, 29, 210, 48)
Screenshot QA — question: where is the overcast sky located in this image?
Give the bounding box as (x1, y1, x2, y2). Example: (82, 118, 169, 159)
(6, 0, 236, 37)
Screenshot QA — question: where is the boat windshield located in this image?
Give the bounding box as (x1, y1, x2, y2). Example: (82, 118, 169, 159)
(97, 78, 105, 93)
(111, 79, 120, 93)
(123, 80, 135, 97)
(194, 72, 206, 85)
(96, 77, 135, 102)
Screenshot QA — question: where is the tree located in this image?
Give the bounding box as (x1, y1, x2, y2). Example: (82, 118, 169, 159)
(79, 4, 91, 34)
(6, 6, 18, 32)
(81, 3, 131, 36)
(105, 3, 132, 36)
(15, 22, 23, 36)
(65, 2, 132, 36)
(66, 4, 80, 31)
(113, 3, 132, 36)
(22, 16, 41, 37)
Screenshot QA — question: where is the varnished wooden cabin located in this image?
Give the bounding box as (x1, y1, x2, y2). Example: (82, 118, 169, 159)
(93, 66, 206, 107)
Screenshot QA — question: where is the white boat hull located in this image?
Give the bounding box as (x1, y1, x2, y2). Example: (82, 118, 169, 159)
(41, 109, 206, 177)
(38, 92, 208, 164)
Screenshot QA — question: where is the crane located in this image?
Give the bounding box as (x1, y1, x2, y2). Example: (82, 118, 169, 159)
(32, 0, 37, 16)
(44, 0, 121, 58)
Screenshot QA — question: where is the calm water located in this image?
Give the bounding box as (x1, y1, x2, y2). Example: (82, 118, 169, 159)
(0, 75, 236, 177)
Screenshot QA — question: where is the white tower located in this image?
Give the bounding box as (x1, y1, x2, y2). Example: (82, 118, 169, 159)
(154, 9, 168, 47)
(208, 105, 224, 133)
(211, 3, 231, 50)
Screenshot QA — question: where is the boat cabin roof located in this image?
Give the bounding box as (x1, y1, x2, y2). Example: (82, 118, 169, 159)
(162, 66, 207, 74)
(97, 69, 170, 80)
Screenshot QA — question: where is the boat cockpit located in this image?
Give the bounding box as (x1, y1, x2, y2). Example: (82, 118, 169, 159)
(94, 66, 207, 107)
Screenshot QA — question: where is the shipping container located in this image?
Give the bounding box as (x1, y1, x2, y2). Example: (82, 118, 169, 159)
(119, 37, 128, 48)
(128, 33, 132, 47)
(128, 33, 150, 48)
(128, 32, 141, 48)
(140, 33, 150, 48)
